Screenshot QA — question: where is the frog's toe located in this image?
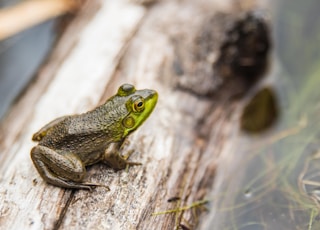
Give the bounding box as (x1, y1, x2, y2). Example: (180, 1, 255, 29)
(126, 161, 142, 166)
(122, 150, 135, 160)
(81, 182, 110, 191)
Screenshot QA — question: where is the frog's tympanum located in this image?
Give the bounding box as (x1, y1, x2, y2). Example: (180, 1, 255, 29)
(31, 84, 158, 190)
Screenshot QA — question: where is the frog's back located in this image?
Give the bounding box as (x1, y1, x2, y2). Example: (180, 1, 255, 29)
(37, 89, 134, 153)
(39, 114, 110, 154)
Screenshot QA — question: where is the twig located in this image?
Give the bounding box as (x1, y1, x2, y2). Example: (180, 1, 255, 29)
(152, 199, 209, 216)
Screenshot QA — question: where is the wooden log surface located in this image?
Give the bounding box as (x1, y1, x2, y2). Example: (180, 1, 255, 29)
(0, 0, 265, 229)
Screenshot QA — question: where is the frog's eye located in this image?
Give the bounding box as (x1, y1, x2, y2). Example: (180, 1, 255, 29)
(118, 84, 136, 96)
(133, 98, 145, 112)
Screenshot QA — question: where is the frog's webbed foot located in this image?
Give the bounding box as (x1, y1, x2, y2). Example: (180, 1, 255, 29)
(122, 149, 134, 160)
(125, 161, 142, 166)
(123, 161, 142, 172)
(63, 182, 100, 191)
(103, 143, 142, 170)
(121, 143, 144, 166)
(124, 155, 142, 166)
(120, 149, 142, 171)
(79, 182, 110, 191)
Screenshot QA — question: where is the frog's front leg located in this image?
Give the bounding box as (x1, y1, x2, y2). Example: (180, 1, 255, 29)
(31, 146, 99, 190)
(103, 141, 142, 170)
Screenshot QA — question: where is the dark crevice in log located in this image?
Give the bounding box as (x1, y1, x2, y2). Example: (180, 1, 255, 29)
(53, 191, 75, 230)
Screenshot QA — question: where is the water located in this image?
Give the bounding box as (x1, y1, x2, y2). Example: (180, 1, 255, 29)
(204, 0, 320, 229)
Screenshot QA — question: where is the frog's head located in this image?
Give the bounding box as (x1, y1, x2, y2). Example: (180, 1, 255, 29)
(117, 84, 158, 138)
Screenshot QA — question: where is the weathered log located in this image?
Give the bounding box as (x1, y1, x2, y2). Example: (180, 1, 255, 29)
(0, 0, 269, 229)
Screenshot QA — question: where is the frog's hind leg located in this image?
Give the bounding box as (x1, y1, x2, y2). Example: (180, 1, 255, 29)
(31, 146, 98, 190)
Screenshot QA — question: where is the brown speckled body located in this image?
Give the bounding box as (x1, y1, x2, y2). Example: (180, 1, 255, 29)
(31, 84, 158, 190)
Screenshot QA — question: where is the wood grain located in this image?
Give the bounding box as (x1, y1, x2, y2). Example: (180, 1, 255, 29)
(0, 0, 262, 229)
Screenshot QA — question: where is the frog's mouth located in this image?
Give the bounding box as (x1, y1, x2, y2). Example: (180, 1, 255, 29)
(143, 89, 158, 113)
(122, 89, 158, 136)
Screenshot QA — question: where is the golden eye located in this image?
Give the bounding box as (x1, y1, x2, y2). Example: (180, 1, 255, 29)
(133, 99, 145, 112)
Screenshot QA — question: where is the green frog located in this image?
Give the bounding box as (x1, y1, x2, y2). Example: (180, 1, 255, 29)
(31, 84, 158, 190)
